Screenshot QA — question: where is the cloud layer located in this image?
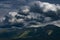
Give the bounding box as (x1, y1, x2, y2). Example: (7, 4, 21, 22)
(0, 1, 60, 28)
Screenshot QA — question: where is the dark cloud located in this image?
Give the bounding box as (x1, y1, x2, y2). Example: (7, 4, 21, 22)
(0, 0, 60, 28)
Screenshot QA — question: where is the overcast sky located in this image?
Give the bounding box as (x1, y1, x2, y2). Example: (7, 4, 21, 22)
(0, 0, 60, 18)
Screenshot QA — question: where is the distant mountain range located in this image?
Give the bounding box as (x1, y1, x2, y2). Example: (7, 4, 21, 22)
(0, 24, 60, 40)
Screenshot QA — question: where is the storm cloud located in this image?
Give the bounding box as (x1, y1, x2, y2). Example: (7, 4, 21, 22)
(0, 1, 60, 28)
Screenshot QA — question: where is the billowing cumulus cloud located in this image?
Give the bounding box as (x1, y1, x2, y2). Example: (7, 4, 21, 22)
(0, 1, 60, 28)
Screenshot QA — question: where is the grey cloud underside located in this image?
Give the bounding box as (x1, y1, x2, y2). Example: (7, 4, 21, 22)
(0, 0, 60, 28)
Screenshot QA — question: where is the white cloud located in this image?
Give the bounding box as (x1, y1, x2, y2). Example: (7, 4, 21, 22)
(16, 19, 24, 23)
(9, 12, 18, 17)
(8, 17, 16, 23)
(40, 2, 58, 12)
(30, 1, 60, 13)
(0, 17, 6, 22)
(52, 20, 60, 27)
(19, 6, 30, 15)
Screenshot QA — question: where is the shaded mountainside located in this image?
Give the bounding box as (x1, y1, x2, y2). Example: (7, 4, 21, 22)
(0, 24, 60, 40)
